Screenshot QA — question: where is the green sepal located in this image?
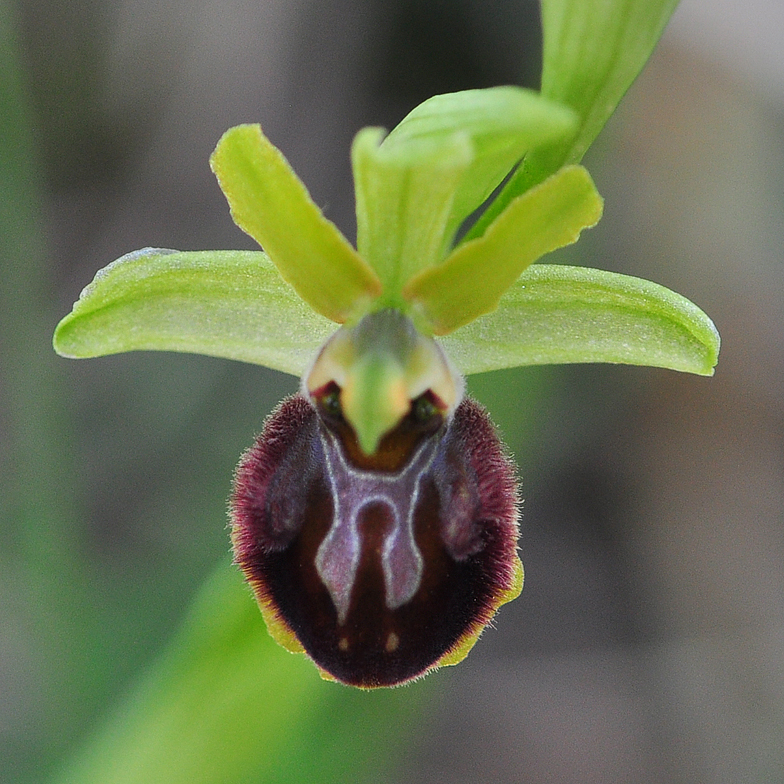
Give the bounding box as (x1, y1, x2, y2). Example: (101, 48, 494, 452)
(404, 165, 603, 335)
(439, 264, 720, 377)
(210, 124, 381, 323)
(352, 126, 473, 302)
(53, 248, 335, 377)
(383, 86, 579, 246)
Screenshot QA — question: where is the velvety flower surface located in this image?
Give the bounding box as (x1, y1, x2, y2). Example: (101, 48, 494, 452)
(231, 390, 521, 688)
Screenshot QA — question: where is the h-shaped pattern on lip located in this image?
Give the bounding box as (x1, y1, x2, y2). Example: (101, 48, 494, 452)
(314, 426, 441, 625)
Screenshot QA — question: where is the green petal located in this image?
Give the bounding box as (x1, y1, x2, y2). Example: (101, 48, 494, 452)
(210, 124, 381, 323)
(352, 126, 473, 302)
(469, 0, 679, 238)
(439, 264, 720, 377)
(53, 248, 335, 376)
(403, 165, 603, 335)
(383, 87, 578, 244)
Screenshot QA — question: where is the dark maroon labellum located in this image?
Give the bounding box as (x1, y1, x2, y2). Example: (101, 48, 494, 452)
(231, 394, 519, 688)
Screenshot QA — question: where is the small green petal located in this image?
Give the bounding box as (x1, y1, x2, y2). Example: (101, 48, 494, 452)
(210, 124, 381, 323)
(53, 248, 335, 376)
(352, 126, 473, 302)
(439, 264, 721, 377)
(383, 86, 578, 243)
(404, 165, 603, 335)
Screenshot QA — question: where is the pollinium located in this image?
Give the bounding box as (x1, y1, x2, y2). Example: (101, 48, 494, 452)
(231, 310, 521, 688)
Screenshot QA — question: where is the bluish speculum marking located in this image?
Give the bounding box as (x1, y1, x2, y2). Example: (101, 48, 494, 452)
(316, 424, 440, 623)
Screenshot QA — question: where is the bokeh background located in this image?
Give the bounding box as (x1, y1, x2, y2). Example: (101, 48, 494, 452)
(2, 0, 783, 781)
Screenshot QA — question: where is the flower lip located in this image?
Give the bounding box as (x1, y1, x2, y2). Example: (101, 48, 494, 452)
(230, 394, 521, 688)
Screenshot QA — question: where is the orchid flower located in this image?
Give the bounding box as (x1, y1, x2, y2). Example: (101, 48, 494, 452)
(53, 2, 718, 689)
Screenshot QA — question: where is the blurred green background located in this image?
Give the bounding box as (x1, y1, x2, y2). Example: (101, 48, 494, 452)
(3, 0, 784, 782)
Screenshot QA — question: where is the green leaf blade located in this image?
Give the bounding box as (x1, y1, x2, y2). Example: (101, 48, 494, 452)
(50, 562, 429, 784)
(210, 124, 381, 323)
(536, 0, 680, 171)
(53, 248, 335, 376)
(404, 165, 603, 335)
(469, 0, 680, 238)
(440, 264, 720, 377)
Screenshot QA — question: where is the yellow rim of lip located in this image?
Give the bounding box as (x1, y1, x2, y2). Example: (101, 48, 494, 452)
(436, 554, 524, 669)
(253, 583, 305, 655)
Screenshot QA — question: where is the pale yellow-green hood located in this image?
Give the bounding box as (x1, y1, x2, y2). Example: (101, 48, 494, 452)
(304, 310, 463, 455)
